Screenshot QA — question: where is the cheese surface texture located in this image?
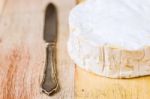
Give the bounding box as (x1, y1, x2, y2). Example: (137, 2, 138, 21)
(68, 0, 150, 78)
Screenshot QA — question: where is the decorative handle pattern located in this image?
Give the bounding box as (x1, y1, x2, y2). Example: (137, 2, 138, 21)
(41, 43, 59, 95)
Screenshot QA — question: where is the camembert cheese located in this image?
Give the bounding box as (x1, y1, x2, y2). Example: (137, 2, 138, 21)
(68, 0, 150, 78)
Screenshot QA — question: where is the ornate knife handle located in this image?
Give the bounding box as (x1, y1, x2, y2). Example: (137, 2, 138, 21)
(41, 43, 59, 95)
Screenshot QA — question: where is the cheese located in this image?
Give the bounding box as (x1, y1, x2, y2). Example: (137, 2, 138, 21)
(68, 0, 150, 78)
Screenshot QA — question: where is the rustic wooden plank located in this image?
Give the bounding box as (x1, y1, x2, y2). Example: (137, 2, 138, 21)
(75, 66, 150, 99)
(76, 0, 85, 4)
(0, 0, 75, 99)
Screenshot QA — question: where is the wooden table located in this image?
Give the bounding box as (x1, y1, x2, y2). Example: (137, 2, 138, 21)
(75, 66, 150, 99)
(0, 0, 75, 99)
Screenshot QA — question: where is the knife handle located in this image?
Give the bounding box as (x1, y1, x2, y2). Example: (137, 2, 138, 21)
(41, 43, 59, 95)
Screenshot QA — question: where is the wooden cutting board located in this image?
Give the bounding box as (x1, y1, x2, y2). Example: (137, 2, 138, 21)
(0, 0, 75, 99)
(76, 0, 85, 4)
(75, 66, 150, 99)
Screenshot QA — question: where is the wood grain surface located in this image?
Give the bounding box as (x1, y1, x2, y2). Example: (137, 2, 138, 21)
(75, 66, 150, 99)
(0, 0, 75, 99)
(76, 0, 85, 4)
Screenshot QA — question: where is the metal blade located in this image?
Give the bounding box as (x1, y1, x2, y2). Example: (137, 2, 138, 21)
(44, 3, 57, 43)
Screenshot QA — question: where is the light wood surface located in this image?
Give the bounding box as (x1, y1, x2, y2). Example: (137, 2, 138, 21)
(0, 0, 76, 99)
(76, 0, 85, 4)
(75, 66, 150, 99)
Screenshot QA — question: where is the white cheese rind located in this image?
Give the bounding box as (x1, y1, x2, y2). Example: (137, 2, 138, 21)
(68, 30, 150, 78)
(68, 0, 150, 78)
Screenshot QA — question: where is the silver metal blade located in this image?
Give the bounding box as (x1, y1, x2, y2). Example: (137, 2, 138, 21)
(44, 3, 57, 43)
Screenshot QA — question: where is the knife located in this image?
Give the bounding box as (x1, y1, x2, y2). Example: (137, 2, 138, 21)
(41, 3, 59, 96)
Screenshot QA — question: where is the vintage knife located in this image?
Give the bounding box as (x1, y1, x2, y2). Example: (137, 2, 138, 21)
(41, 3, 59, 96)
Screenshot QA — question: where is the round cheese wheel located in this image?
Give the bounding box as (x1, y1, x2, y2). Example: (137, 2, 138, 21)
(68, 0, 150, 78)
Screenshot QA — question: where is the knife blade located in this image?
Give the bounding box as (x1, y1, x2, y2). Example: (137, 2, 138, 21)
(41, 3, 59, 96)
